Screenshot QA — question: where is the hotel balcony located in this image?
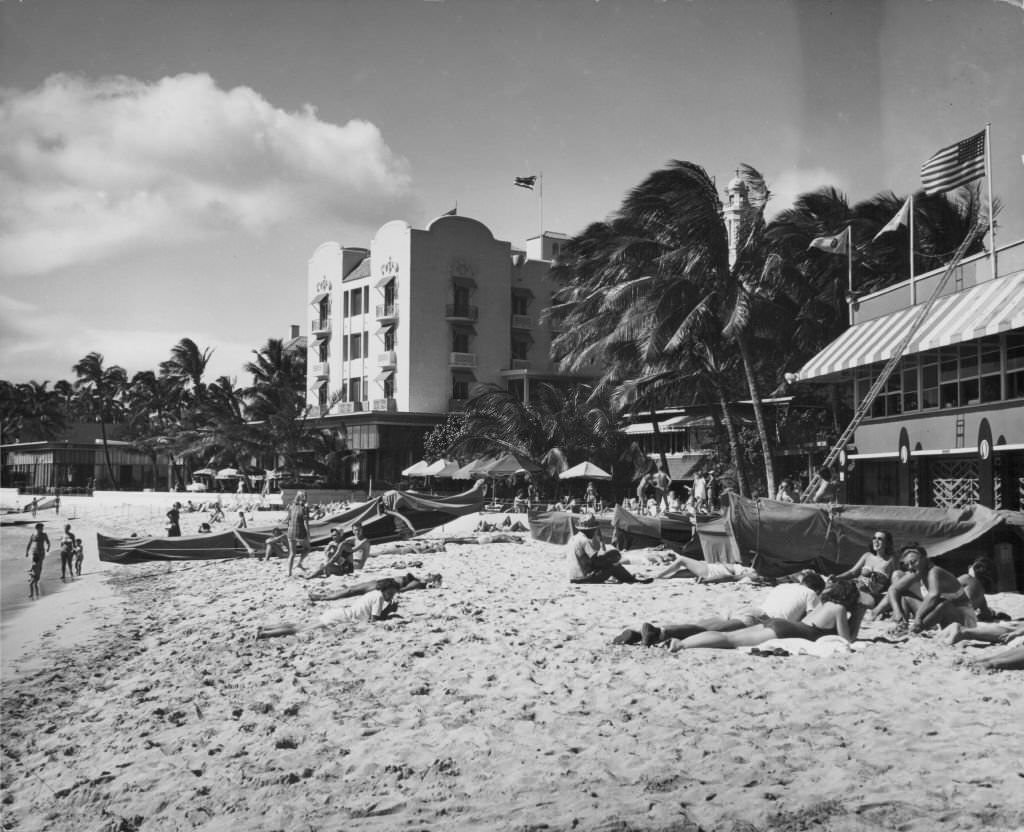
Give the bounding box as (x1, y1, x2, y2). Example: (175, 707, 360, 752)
(376, 350, 397, 367)
(445, 304, 479, 321)
(511, 314, 533, 330)
(449, 398, 468, 412)
(335, 401, 363, 413)
(312, 361, 330, 378)
(371, 398, 398, 412)
(449, 352, 478, 368)
(376, 303, 399, 321)
(511, 359, 531, 370)
(311, 318, 331, 335)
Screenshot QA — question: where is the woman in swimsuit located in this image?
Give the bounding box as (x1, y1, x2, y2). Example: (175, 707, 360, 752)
(832, 529, 896, 604)
(667, 579, 865, 651)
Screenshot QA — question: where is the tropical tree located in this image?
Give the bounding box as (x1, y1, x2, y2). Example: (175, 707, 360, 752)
(159, 337, 213, 407)
(72, 352, 127, 488)
(244, 337, 309, 475)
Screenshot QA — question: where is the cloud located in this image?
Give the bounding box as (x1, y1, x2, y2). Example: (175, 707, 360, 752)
(0, 73, 414, 276)
(0, 292, 255, 384)
(765, 167, 850, 218)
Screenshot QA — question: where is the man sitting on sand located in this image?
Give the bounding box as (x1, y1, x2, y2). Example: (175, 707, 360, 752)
(567, 514, 651, 585)
(614, 571, 827, 646)
(304, 528, 355, 579)
(309, 572, 442, 602)
(256, 584, 400, 639)
(886, 543, 978, 634)
(261, 526, 288, 560)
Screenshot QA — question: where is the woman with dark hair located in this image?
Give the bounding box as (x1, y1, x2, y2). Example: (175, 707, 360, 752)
(832, 529, 896, 604)
(667, 579, 865, 651)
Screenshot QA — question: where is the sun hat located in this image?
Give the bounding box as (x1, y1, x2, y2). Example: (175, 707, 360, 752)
(575, 514, 600, 531)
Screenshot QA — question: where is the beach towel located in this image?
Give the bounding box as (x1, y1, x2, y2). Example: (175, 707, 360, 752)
(740, 636, 865, 657)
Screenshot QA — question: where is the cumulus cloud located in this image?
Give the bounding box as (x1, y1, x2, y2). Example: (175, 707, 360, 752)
(765, 167, 850, 218)
(0, 73, 413, 276)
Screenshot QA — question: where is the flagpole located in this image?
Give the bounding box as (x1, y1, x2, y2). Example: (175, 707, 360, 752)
(538, 171, 544, 236)
(984, 123, 995, 281)
(909, 193, 916, 305)
(847, 226, 854, 326)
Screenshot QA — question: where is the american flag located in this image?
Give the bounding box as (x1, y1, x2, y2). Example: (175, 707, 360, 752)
(921, 130, 986, 195)
(513, 175, 537, 190)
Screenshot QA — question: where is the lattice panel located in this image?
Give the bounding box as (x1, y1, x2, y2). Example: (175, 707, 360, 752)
(930, 459, 979, 509)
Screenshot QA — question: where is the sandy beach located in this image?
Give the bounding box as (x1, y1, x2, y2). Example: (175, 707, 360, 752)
(2, 500, 1024, 832)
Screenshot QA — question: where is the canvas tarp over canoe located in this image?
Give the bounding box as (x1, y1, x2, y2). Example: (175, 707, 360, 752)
(725, 495, 1006, 578)
(98, 482, 486, 564)
(610, 506, 695, 553)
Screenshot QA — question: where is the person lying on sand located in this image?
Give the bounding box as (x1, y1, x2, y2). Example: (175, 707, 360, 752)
(940, 619, 1024, 646)
(567, 515, 651, 585)
(667, 579, 865, 651)
(256, 585, 400, 639)
(613, 571, 826, 646)
(968, 643, 1024, 671)
(830, 529, 896, 605)
(308, 573, 442, 602)
(886, 543, 978, 634)
(654, 553, 757, 583)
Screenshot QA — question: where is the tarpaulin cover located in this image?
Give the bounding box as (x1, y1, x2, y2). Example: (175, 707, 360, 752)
(528, 512, 614, 546)
(99, 481, 486, 564)
(610, 506, 694, 552)
(726, 494, 1006, 578)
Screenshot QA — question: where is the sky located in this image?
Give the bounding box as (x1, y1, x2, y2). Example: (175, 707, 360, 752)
(1, 0, 1021, 387)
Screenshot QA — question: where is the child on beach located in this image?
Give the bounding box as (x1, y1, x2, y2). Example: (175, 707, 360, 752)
(256, 585, 400, 639)
(25, 522, 49, 598)
(74, 538, 85, 576)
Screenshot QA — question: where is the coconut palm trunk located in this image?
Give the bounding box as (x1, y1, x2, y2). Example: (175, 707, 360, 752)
(712, 386, 748, 497)
(736, 333, 776, 498)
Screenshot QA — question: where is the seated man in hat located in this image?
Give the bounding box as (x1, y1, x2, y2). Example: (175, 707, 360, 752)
(567, 514, 651, 585)
(887, 543, 978, 633)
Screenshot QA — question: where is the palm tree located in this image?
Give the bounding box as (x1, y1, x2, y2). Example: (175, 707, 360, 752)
(160, 337, 213, 405)
(550, 160, 781, 496)
(72, 352, 127, 488)
(244, 338, 309, 476)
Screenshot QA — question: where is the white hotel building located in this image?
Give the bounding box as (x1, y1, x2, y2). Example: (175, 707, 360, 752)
(305, 214, 586, 486)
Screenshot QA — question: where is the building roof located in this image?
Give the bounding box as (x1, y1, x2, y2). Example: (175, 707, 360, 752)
(795, 270, 1024, 382)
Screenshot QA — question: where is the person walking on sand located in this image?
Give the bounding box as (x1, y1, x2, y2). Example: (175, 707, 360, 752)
(58, 524, 75, 581)
(256, 584, 400, 639)
(165, 503, 182, 537)
(74, 538, 85, 576)
(653, 466, 671, 513)
(286, 490, 311, 576)
(567, 515, 651, 585)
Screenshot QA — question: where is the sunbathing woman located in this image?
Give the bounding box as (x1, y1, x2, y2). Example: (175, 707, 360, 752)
(887, 543, 978, 633)
(655, 552, 757, 582)
(257, 585, 400, 639)
(308, 572, 442, 602)
(667, 579, 864, 651)
(831, 529, 895, 605)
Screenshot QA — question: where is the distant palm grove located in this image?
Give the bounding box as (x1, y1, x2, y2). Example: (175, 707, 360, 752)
(1, 160, 988, 494)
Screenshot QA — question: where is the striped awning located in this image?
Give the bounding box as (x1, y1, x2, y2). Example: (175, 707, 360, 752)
(796, 272, 1024, 381)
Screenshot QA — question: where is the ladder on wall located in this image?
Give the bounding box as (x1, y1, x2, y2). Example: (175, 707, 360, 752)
(800, 219, 987, 503)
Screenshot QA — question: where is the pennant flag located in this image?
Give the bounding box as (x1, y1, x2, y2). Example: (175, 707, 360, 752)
(514, 175, 537, 190)
(872, 198, 911, 242)
(808, 227, 850, 255)
(442, 205, 457, 216)
(921, 130, 986, 195)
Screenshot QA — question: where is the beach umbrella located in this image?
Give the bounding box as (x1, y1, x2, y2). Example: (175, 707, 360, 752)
(424, 458, 461, 477)
(402, 460, 431, 477)
(451, 458, 491, 480)
(559, 461, 613, 480)
(216, 467, 241, 479)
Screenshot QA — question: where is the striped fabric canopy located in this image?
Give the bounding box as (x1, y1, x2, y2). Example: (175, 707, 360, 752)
(796, 272, 1024, 382)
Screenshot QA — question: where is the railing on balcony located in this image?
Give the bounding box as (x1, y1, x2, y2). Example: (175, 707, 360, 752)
(312, 361, 330, 377)
(511, 314, 533, 329)
(372, 398, 397, 412)
(376, 350, 397, 366)
(311, 318, 331, 334)
(335, 401, 363, 413)
(511, 358, 531, 370)
(376, 303, 399, 320)
(449, 398, 468, 412)
(445, 304, 479, 321)
(449, 352, 477, 367)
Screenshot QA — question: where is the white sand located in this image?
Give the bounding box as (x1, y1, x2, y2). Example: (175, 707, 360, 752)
(2, 501, 1024, 831)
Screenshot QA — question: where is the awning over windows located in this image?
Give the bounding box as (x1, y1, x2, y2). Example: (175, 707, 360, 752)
(374, 369, 395, 383)
(664, 454, 706, 480)
(310, 379, 327, 392)
(622, 422, 656, 435)
(375, 323, 395, 339)
(795, 272, 1024, 382)
(310, 334, 329, 348)
(375, 275, 396, 289)
(451, 275, 477, 289)
(311, 292, 329, 305)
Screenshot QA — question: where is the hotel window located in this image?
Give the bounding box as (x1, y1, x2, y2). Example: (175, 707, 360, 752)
(901, 356, 918, 413)
(920, 355, 939, 410)
(940, 348, 959, 408)
(453, 329, 471, 354)
(350, 333, 362, 360)
(383, 280, 396, 309)
(318, 385, 328, 410)
(363, 287, 369, 313)
(453, 285, 471, 312)
(343, 291, 350, 317)
(318, 341, 328, 362)
(383, 326, 396, 352)
(383, 375, 395, 399)
(511, 338, 529, 361)
(511, 292, 529, 316)
(959, 342, 980, 406)
(342, 336, 348, 362)
(348, 377, 361, 402)
(362, 375, 368, 401)
(452, 376, 470, 400)
(351, 289, 363, 317)
(979, 336, 1001, 403)
(1006, 332, 1024, 400)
